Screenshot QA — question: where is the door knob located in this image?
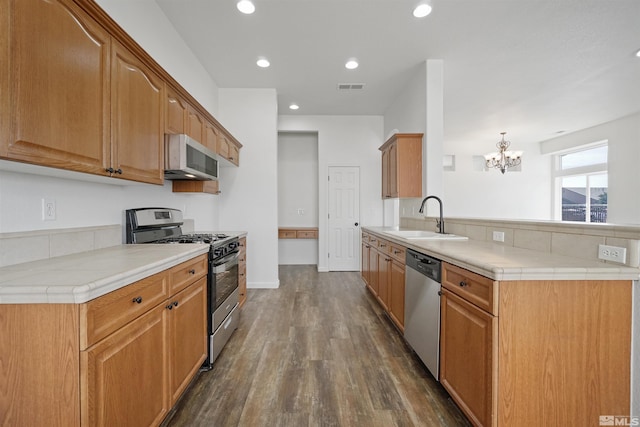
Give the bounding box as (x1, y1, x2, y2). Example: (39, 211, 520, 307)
(354, 222, 359, 226)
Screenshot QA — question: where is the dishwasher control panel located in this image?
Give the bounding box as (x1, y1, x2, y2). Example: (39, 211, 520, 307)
(406, 249, 441, 282)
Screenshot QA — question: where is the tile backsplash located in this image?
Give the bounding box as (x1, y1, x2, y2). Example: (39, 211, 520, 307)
(0, 225, 121, 267)
(400, 215, 640, 268)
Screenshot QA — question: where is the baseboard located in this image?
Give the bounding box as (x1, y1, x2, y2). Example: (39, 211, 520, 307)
(317, 266, 329, 272)
(247, 280, 280, 289)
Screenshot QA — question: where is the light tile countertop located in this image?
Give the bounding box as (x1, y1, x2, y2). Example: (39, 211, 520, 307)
(0, 244, 209, 304)
(364, 226, 640, 281)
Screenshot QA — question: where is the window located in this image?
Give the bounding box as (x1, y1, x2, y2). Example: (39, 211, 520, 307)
(554, 144, 608, 223)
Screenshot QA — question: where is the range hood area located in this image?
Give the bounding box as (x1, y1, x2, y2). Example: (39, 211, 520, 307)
(164, 134, 219, 181)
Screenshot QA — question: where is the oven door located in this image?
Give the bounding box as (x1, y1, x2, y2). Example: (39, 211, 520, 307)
(213, 251, 239, 311)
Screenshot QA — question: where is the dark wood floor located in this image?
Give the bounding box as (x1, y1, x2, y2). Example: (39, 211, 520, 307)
(166, 265, 471, 427)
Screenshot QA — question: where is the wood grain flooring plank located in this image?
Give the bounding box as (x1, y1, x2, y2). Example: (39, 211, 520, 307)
(165, 265, 470, 427)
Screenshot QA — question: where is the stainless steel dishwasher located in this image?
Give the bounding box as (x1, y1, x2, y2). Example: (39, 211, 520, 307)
(404, 248, 441, 379)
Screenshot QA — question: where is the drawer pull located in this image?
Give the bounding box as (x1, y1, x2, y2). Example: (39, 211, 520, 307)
(189, 269, 196, 275)
(459, 281, 468, 287)
(394, 250, 401, 254)
(132, 296, 143, 304)
(166, 301, 178, 310)
(166, 303, 174, 310)
(173, 301, 179, 307)
(380, 243, 387, 247)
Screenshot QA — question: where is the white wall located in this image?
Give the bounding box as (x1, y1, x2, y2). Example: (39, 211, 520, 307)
(95, 0, 219, 115)
(0, 0, 225, 235)
(278, 115, 384, 272)
(540, 113, 640, 225)
(218, 88, 280, 288)
(278, 132, 319, 265)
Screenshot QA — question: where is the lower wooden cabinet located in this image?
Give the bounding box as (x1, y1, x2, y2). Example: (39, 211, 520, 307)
(81, 303, 170, 427)
(439, 288, 496, 427)
(361, 231, 406, 331)
(0, 254, 208, 427)
(238, 237, 247, 307)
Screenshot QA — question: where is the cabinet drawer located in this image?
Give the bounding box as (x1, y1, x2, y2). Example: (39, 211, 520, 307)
(442, 262, 498, 315)
(388, 243, 406, 263)
(296, 230, 318, 239)
(278, 229, 297, 239)
(169, 255, 208, 294)
(376, 238, 390, 251)
(80, 271, 168, 349)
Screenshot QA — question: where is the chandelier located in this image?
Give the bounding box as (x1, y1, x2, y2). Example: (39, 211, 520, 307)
(484, 132, 522, 174)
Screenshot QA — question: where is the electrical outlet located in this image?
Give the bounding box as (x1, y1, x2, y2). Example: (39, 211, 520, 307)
(42, 198, 56, 221)
(598, 244, 627, 263)
(297, 208, 305, 215)
(492, 231, 505, 242)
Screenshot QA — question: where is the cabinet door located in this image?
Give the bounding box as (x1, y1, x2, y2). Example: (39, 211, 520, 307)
(186, 106, 205, 144)
(203, 121, 218, 153)
(81, 303, 169, 427)
(368, 247, 379, 296)
(381, 147, 390, 198)
(388, 142, 398, 198)
(168, 278, 207, 405)
(217, 134, 230, 159)
(238, 237, 247, 307)
(440, 289, 497, 427)
(228, 143, 240, 166)
(165, 85, 187, 134)
(389, 259, 405, 330)
(377, 252, 390, 310)
(111, 40, 164, 184)
(361, 242, 370, 285)
(4, 0, 110, 175)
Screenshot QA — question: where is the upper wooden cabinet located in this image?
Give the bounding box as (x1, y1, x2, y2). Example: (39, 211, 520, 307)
(1, 0, 242, 185)
(379, 133, 423, 199)
(110, 40, 164, 184)
(186, 105, 205, 144)
(3, 0, 111, 176)
(165, 85, 188, 135)
(217, 133, 241, 166)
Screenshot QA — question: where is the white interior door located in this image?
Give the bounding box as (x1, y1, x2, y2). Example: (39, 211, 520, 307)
(328, 166, 360, 271)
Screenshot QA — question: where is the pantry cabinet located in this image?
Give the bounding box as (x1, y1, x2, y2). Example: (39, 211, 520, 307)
(379, 133, 423, 199)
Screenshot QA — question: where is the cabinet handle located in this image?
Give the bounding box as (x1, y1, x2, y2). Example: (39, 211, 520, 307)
(380, 243, 386, 247)
(132, 296, 142, 304)
(173, 301, 179, 307)
(459, 281, 468, 287)
(166, 304, 174, 310)
(115, 168, 123, 174)
(189, 269, 196, 274)
(394, 250, 401, 254)
(240, 273, 245, 276)
(438, 290, 442, 296)
(105, 167, 115, 173)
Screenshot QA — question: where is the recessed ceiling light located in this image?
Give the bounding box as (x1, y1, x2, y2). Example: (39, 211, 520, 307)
(345, 59, 359, 70)
(413, 3, 432, 18)
(237, 0, 255, 14)
(256, 58, 270, 68)
(289, 104, 299, 110)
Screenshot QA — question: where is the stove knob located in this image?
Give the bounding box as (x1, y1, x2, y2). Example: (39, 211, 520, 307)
(213, 248, 223, 257)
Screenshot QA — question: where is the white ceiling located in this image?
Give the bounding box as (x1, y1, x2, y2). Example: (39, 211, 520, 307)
(155, 0, 640, 149)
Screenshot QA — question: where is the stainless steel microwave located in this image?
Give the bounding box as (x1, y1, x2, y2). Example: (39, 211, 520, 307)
(164, 134, 218, 181)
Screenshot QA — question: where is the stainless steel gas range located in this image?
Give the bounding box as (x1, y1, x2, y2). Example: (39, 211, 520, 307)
(125, 207, 240, 369)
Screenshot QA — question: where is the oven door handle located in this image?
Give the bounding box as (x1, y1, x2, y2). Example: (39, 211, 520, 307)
(213, 251, 239, 271)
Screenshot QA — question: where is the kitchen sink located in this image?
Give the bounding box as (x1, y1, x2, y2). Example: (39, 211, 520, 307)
(382, 230, 468, 240)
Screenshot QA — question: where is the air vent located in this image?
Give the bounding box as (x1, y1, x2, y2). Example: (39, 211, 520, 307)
(337, 83, 365, 91)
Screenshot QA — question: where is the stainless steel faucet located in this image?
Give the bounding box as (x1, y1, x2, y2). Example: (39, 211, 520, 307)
(418, 195, 445, 234)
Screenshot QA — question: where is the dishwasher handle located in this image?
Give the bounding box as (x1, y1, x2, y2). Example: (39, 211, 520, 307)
(406, 249, 441, 282)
